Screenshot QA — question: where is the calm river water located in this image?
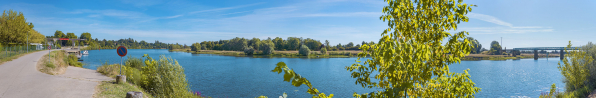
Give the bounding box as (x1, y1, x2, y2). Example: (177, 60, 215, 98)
(81, 49, 564, 97)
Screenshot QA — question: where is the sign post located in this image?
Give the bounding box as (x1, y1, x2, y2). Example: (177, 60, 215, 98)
(48, 45, 51, 63)
(117, 46, 128, 83)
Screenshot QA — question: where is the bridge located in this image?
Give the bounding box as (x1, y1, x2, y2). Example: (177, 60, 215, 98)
(511, 47, 581, 60)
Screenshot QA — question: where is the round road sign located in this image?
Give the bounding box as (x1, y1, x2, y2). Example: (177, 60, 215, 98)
(117, 46, 127, 57)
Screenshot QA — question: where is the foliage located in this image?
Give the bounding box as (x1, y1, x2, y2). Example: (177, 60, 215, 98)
(260, 40, 275, 55)
(138, 55, 195, 97)
(65, 54, 82, 67)
(191, 42, 201, 51)
(320, 48, 327, 54)
(346, 0, 480, 97)
(125, 56, 144, 69)
(539, 83, 557, 98)
(244, 46, 255, 55)
(299, 45, 310, 56)
(462, 37, 481, 54)
(0, 10, 35, 44)
(95, 80, 154, 98)
(559, 41, 593, 92)
(580, 42, 596, 87)
(489, 41, 501, 55)
(271, 62, 334, 98)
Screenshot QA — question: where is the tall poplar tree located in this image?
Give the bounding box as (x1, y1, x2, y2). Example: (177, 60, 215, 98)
(347, 0, 481, 97)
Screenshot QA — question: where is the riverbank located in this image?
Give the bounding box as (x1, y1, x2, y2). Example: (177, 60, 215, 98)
(462, 53, 561, 61)
(169, 49, 361, 58)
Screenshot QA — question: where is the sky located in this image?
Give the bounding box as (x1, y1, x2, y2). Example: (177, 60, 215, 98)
(2, 0, 595, 48)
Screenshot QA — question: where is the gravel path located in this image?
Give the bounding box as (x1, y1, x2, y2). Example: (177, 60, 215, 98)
(0, 50, 112, 98)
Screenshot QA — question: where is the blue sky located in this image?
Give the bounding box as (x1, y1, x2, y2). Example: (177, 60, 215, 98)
(2, 0, 595, 48)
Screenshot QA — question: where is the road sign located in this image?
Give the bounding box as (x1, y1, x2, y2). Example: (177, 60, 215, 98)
(117, 46, 127, 57)
(48, 45, 51, 50)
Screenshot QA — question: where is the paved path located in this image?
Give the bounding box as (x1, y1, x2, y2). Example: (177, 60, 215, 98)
(0, 50, 112, 98)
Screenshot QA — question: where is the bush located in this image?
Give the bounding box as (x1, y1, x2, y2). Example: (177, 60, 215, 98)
(125, 56, 144, 69)
(140, 55, 195, 97)
(65, 54, 82, 67)
(97, 55, 196, 97)
(299, 45, 310, 56)
(45, 62, 55, 68)
(320, 48, 327, 54)
(244, 46, 255, 55)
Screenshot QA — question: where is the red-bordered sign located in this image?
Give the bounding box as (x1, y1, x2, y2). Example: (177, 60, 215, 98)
(117, 46, 127, 57)
(48, 45, 51, 50)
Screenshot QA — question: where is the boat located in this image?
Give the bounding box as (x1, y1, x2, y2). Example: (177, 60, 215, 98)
(82, 50, 89, 55)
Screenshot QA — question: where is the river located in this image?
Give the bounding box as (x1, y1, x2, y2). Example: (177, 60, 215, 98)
(80, 49, 565, 97)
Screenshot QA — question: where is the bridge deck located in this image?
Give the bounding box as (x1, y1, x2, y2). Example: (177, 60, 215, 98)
(513, 47, 581, 50)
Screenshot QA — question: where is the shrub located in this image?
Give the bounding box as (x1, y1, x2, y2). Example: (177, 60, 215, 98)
(65, 54, 82, 67)
(320, 48, 327, 54)
(97, 64, 121, 77)
(244, 46, 255, 55)
(140, 55, 195, 97)
(299, 45, 310, 56)
(45, 62, 55, 68)
(125, 56, 144, 69)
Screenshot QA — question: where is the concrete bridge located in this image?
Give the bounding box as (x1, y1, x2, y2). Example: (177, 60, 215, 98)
(512, 47, 580, 60)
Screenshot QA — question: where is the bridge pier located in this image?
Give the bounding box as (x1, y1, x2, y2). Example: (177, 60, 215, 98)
(560, 49, 564, 60)
(534, 50, 538, 60)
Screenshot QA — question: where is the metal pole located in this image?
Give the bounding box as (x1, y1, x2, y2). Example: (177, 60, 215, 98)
(120, 57, 122, 75)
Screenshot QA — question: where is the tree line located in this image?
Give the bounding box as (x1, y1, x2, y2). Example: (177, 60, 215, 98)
(191, 37, 373, 52)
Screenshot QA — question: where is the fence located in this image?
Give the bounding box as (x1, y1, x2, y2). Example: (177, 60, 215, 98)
(0, 46, 45, 60)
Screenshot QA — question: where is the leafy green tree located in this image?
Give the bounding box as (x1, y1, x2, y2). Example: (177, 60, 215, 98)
(260, 40, 275, 55)
(273, 37, 285, 50)
(559, 41, 593, 91)
(346, 0, 480, 97)
(286, 37, 301, 50)
(0, 10, 32, 44)
(79, 32, 92, 45)
(320, 48, 327, 54)
(489, 41, 501, 55)
(464, 37, 481, 54)
(191, 42, 201, 51)
(325, 40, 330, 49)
(299, 45, 310, 56)
(347, 42, 354, 47)
(244, 46, 255, 55)
(65, 33, 78, 46)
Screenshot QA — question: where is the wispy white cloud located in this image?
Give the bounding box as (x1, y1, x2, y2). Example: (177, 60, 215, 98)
(189, 2, 264, 14)
(463, 12, 553, 34)
(467, 12, 513, 27)
(300, 12, 380, 17)
(165, 15, 183, 19)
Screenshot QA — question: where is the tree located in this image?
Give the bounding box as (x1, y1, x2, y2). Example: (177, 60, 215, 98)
(320, 48, 327, 54)
(244, 46, 255, 55)
(0, 10, 32, 44)
(346, 0, 479, 97)
(559, 41, 593, 92)
(286, 37, 301, 50)
(65, 33, 78, 46)
(325, 40, 330, 49)
(191, 42, 201, 51)
(464, 37, 481, 54)
(79, 32, 92, 45)
(299, 45, 310, 56)
(273, 37, 285, 50)
(489, 41, 501, 55)
(347, 42, 354, 47)
(260, 40, 275, 55)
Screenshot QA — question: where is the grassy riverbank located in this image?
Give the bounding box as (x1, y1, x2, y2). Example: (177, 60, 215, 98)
(170, 48, 361, 58)
(37, 50, 68, 75)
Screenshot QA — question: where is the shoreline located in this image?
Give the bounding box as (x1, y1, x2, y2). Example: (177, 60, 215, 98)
(169, 49, 361, 58)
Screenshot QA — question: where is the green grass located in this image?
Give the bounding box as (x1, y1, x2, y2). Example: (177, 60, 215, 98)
(0, 50, 41, 64)
(94, 80, 153, 98)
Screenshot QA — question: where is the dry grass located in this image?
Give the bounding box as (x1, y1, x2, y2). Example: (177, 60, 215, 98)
(93, 80, 153, 98)
(37, 50, 68, 75)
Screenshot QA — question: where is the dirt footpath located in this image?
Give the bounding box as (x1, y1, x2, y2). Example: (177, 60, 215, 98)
(0, 50, 112, 98)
